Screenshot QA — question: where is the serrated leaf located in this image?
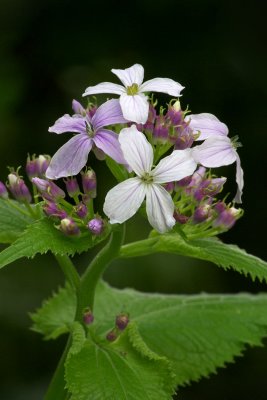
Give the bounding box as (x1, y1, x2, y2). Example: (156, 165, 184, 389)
(30, 285, 76, 339)
(0, 199, 34, 243)
(32, 281, 267, 388)
(65, 321, 175, 400)
(0, 218, 109, 270)
(120, 234, 267, 282)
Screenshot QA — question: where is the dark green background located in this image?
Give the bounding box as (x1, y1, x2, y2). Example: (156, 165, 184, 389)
(0, 0, 266, 399)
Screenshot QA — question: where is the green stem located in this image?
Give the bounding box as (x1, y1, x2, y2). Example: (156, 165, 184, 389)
(54, 254, 80, 290)
(119, 237, 159, 258)
(44, 336, 71, 400)
(76, 224, 125, 321)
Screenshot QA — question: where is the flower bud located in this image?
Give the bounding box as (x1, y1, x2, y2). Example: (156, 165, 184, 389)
(201, 177, 227, 197)
(153, 115, 169, 143)
(83, 308, 94, 325)
(174, 125, 194, 150)
(106, 328, 118, 342)
(37, 155, 50, 176)
(174, 210, 189, 224)
(87, 218, 104, 235)
(75, 202, 88, 218)
(26, 155, 50, 180)
(213, 206, 242, 229)
(60, 218, 80, 236)
(32, 178, 65, 201)
(81, 169, 96, 198)
(0, 181, 9, 199)
(115, 313, 129, 331)
(72, 99, 85, 115)
(163, 182, 174, 193)
(64, 177, 80, 198)
(43, 201, 68, 219)
(7, 173, 32, 203)
(193, 204, 211, 223)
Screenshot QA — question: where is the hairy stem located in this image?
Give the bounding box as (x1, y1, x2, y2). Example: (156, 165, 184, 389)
(75, 223, 125, 321)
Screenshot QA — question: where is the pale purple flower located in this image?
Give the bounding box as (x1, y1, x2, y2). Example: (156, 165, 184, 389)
(188, 113, 244, 203)
(185, 113, 229, 140)
(103, 125, 197, 233)
(46, 99, 128, 179)
(83, 64, 184, 124)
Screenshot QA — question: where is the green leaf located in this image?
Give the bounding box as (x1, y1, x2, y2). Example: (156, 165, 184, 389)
(0, 199, 34, 243)
(120, 234, 267, 282)
(31, 281, 267, 388)
(65, 321, 176, 400)
(30, 284, 76, 339)
(0, 218, 109, 270)
(105, 157, 128, 182)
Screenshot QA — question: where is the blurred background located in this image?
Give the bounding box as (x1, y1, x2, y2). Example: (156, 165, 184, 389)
(0, 0, 266, 398)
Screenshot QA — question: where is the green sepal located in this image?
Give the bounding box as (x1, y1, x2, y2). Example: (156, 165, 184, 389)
(105, 157, 129, 182)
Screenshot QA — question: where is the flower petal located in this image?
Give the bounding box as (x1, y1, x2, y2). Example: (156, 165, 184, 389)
(140, 78, 184, 97)
(72, 100, 85, 115)
(119, 125, 153, 176)
(153, 149, 197, 183)
(233, 153, 244, 203)
(120, 93, 149, 124)
(111, 64, 144, 87)
(92, 99, 128, 131)
(82, 82, 125, 97)
(185, 113, 229, 140)
(192, 137, 237, 167)
(146, 184, 175, 233)
(103, 177, 146, 224)
(48, 114, 86, 134)
(93, 129, 126, 164)
(45, 135, 92, 179)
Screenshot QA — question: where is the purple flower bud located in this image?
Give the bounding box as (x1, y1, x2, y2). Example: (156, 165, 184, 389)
(136, 104, 157, 133)
(174, 210, 189, 224)
(174, 125, 195, 150)
(7, 173, 32, 203)
(193, 204, 211, 223)
(81, 169, 96, 198)
(37, 155, 50, 176)
(43, 201, 68, 219)
(32, 178, 65, 201)
(166, 100, 183, 126)
(115, 314, 129, 331)
(0, 181, 9, 199)
(75, 202, 88, 218)
(175, 175, 192, 188)
(83, 308, 94, 325)
(72, 99, 86, 115)
(87, 218, 104, 235)
(106, 329, 118, 342)
(213, 206, 242, 229)
(64, 177, 80, 198)
(60, 218, 80, 236)
(163, 182, 174, 193)
(153, 115, 169, 143)
(26, 157, 39, 180)
(201, 177, 227, 197)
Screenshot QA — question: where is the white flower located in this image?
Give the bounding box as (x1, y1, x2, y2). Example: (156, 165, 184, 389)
(103, 125, 197, 233)
(83, 64, 184, 125)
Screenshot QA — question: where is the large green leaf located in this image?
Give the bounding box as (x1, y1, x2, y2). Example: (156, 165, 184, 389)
(31, 281, 267, 387)
(120, 234, 267, 282)
(0, 218, 109, 270)
(65, 321, 176, 400)
(0, 199, 34, 243)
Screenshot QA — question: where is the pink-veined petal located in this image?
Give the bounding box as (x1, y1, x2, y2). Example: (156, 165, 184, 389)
(92, 99, 128, 131)
(119, 125, 153, 176)
(153, 149, 197, 183)
(120, 93, 149, 124)
(103, 177, 146, 224)
(111, 64, 144, 87)
(146, 184, 175, 233)
(48, 114, 86, 134)
(192, 137, 237, 167)
(82, 82, 125, 97)
(140, 78, 184, 97)
(93, 129, 126, 164)
(185, 113, 229, 140)
(45, 135, 92, 179)
(233, 153, 244, 203)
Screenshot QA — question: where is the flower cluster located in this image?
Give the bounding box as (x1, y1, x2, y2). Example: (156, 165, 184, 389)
(0, 64, 244, 236)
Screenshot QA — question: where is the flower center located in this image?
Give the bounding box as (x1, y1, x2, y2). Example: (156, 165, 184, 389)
(231, 135, 242, 149)
(86, 121, 94, 138)
(126, 83, 139, 96)
(141, 172, 154, 184)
